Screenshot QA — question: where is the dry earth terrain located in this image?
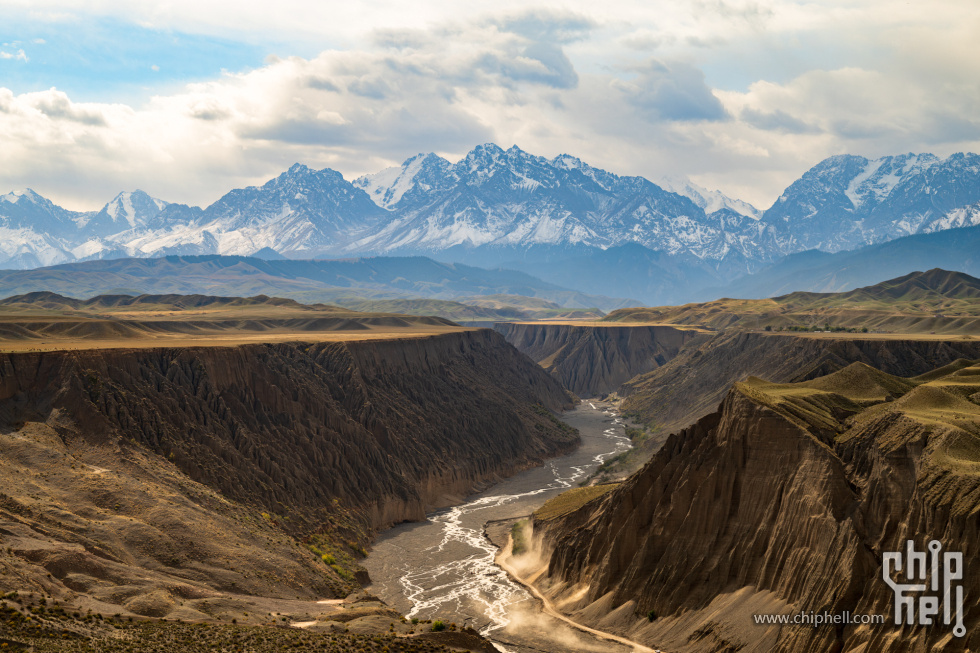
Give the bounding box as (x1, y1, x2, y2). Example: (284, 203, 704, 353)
(0, 292, 576, 652)
(512, 360, 980, 652)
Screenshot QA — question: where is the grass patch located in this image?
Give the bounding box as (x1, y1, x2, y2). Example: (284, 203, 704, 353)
(534, 484, 620, 521)
(510, 520, 529, 555)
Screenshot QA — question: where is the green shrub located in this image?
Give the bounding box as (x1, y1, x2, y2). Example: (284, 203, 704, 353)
(431, 620, 446, 632)
(510, 520, 529, 556)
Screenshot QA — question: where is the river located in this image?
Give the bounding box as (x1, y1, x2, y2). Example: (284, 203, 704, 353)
(362, 400, 638, 652)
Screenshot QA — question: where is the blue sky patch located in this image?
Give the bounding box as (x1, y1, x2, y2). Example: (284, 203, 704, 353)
(0, 15, 265, 103)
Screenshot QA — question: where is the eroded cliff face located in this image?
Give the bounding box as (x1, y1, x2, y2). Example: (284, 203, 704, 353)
(622, 331, 980, 436)
(1, 329, 575, 532)
(495, 322, 703, 397)
(0, 329, 577, 615)
(532, 362, 980, 652)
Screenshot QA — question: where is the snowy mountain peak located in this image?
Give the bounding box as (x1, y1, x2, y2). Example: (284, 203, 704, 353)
(843, 153, 940, 209)
(762, 151, 980, 254)
(2, 188, 47, 206)
(659, 176, 760, 219)
(354, 152, 451, 209)
(261, 164, 355, 197)
(98, 190, 169, 229)
(551, 154, 584, 171)
(4, 147, 980, 277)
(463, 143, 507, 171)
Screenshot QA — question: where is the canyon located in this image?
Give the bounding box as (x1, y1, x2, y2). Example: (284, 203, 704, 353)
(494, 322, 703, 397)
(0, 324, 575, 651)
(3, 268, 980, 652)
(519, 360, 980, 652)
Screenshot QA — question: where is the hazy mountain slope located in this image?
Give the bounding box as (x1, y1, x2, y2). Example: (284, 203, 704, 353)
(502, 242, 730, 306)
(762, 152, 980, 253)
(0, 254, 631, 311)
(5, 146, 980, 306)
(716, 224, 980, 298)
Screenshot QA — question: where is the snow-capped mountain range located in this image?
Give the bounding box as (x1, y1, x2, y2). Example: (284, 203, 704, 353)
(350, 145, 766, 263)
(763, 152, 980, 253)
(2, 144, 979, 272)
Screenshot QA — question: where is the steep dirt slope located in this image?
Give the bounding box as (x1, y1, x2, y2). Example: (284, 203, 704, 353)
(0, 329, 576, 620)
(530, 361, 980, 652)
(495, 322, 704, 396)
(622, 331, 980, 436)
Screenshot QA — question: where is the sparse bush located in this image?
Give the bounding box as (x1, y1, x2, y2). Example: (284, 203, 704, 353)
(510, 520, 529, 556)
(431, 620, 445, 632)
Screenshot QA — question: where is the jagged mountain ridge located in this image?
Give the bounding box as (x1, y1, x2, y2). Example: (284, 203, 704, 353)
(350, 144, 767, 263)
(4, 146, 980, 302)
(764, 152, 980, 252)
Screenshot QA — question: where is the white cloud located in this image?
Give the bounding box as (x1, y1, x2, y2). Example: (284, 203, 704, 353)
(0, 1, 978, 211)
(0, 49, 29, 62)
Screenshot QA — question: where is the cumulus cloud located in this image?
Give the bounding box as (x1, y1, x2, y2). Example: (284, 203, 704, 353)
(740, 107, 820, 134)
(0, 1, 978, 211)
(614, 60, 729, 122)
(0, 49, 29, 62)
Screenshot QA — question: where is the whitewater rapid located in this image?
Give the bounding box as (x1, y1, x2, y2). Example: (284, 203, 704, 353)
(363, 401, 632, 651)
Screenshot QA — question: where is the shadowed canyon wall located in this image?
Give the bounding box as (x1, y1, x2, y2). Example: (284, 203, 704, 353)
(0, 329, 576, 534)
(0, 329, 578, 612)
(622, 331, 980, 435)
(495, 322, 703, 397)
(533, 363, 980, 652)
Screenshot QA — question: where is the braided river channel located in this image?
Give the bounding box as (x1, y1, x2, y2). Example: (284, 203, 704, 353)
(362, 401, 641, 653)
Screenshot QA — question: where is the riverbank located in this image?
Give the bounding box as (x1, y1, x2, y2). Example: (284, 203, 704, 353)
(362, 401, 635, 652)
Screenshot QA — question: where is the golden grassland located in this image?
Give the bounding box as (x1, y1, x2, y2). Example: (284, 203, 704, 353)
(0, 325, 474, 353)
(533, 484, 621, 522)
(0, 294, 475, 352)
(601, 271, 980, 334)
(737, 360, 980, 481)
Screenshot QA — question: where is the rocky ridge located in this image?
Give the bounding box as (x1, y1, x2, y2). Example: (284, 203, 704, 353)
(5, 147, 980, 287)
(620, 331, 980, 437)
(528, 360, 980, 652)
(495, 322, 703, 397)
(0, 329, 576, 620)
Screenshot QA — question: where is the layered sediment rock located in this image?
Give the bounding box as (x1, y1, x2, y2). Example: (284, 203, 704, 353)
(495, 322, 702, 397)
(622, 331, 980, 435)
(534, 361, 980, 652)
(0, 329, 577, 612)
(0, 329, 575, 532)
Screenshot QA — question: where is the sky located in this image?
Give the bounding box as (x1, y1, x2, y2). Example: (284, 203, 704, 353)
(1, 0, 979, 211)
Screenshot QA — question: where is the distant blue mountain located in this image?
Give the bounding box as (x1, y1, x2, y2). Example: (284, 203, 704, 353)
(3, 145, 980, 304)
